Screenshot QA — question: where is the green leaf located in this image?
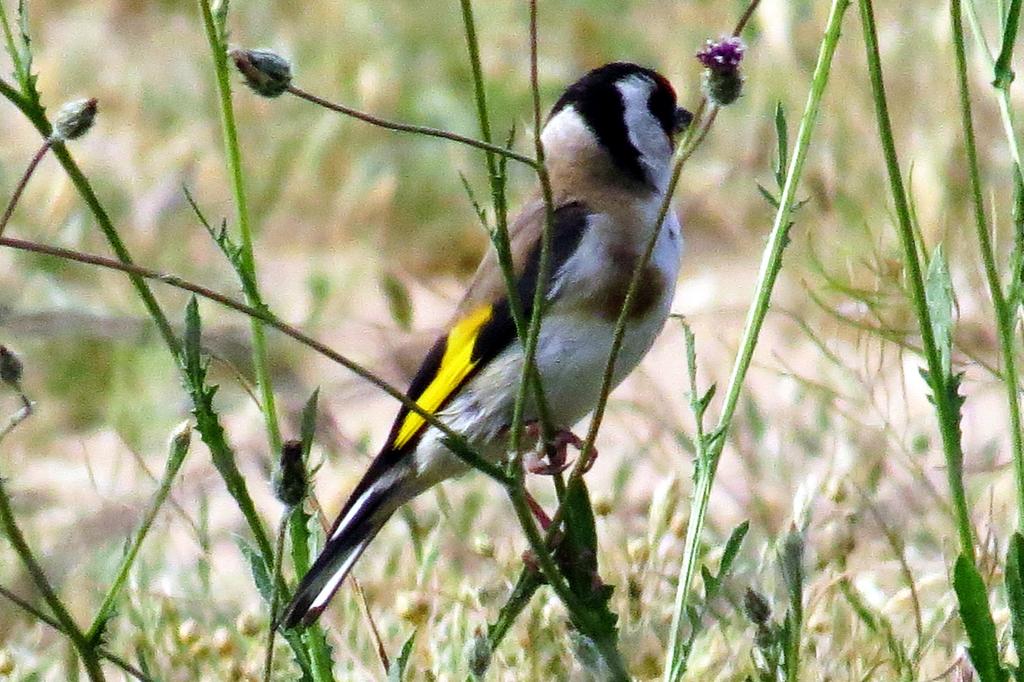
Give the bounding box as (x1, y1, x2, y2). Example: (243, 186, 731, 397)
(236, 536, 273, 604)
(993, 0, 1022, 89)
(925, 244, 955, 376)
(756, 182, 781, 209)
(458, 172, 490, 232)
(774, 102, 789, 189)
(1006, 534, 1024, 680)
(16, 0, 33, 84)
(718, 520, 750, 584)
(379, 272, 414, 331)
(300, 388, 319, 461)
(953, 554, 1008, 682)
(387, 630, 417, 682)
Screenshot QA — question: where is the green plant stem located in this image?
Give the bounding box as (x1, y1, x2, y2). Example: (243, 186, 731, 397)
(950, 0, 1024, 531)
(0, 586, 151, 681)
(509, 0, 557, 468)
(197, 0, 282, 454)
(285, 85, 535, 167)
(264, 509, 291, 682)
(0, 235, 496, 483)
(0, 37, 315, 677)
(86, 425, 192, 641)
(0, 84, 180, 355)
(0, 474, 105, 680)
(665, 1, 851, 679)
(0, 137, 51, 238)
(504, 485, 629, 680)
(858, 0, 976, 562)
(962, 0, 1023, 168)
(457, 0, 555, 456)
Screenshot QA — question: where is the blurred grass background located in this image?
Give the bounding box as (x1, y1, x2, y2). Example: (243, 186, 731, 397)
(1, 0, 1022, 678)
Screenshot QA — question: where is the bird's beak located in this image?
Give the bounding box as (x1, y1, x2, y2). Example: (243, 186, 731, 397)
(673, 107, 694, 135)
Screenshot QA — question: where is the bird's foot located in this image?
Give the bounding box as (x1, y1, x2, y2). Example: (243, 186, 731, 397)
(525, 426, 597, 475)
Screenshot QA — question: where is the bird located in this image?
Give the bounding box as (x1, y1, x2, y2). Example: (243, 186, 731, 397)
(282, 62, 691, 628)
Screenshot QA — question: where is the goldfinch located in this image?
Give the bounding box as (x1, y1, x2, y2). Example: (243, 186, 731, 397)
(283, 62, 690, 628)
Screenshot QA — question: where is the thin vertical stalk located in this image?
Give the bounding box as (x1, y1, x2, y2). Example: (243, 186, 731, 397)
(950, 0, 1024, 531)
(0, 475, 105, 680)
(0, 138, 51, 238)
(197, 0, 282, 453)
(962, 0, 1023, 169)
(509, 0, 557, 473)
(264, 511, 291, 682)
(86, 426, 192, 641)
(457, 0, 554, 458)
(665, 1, 851, 678)
(858, 0, 976, 562)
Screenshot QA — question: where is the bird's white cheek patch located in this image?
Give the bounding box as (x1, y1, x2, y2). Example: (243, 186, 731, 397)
(615, 77, 672, 182)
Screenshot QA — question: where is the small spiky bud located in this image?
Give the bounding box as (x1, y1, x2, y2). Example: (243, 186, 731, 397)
(273, 439, 307, 507)
(743, 587, 771, 625)
(0, 346, 23, 385)
(230, 48, 292, 98)
(52, 98, 98, 141)
(697, 37, 746, 106)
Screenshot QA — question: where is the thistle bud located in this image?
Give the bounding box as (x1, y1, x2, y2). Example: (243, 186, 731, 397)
(230, 48, 292, 98)
(0, 346, 23, 385)
(51, 98, 98, 141)
(468, 628, 491, 677)
(273, 439, 307, 507)
(696, 37, 746, 106)
(743, 587, 771, 625)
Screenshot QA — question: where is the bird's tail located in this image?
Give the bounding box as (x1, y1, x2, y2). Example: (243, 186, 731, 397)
(279, 476, 398, 629)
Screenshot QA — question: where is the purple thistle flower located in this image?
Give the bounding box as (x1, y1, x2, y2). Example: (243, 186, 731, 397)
(697, 36, 746, 73)
(697, 36, 746, 106)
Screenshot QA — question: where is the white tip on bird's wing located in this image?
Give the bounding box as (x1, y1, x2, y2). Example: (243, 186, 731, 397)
(309, 537, 371, 613)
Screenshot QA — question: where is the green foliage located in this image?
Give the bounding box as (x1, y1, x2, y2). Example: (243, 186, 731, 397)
(992, 0, 1022, 89)
(387, 631, 417, 682)
(379, 272, 414, 331)
(924, 245, 955, 376)
(953, 554, 1007, 682)
(1006, 534, 1024, 681)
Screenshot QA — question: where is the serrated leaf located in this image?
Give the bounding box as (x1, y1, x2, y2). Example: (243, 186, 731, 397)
(236, 536, 273, 604)
(1007, 534, 1024, 680)
(993, 0, 1022, 89)
(953, 554, 1008, 682)
(380, 272, 413, 331)
(387, 630, 417, 682)
(925, 245, 955, 376)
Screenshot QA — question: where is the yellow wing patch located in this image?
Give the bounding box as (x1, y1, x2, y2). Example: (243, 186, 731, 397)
(392, 304, 494, 449)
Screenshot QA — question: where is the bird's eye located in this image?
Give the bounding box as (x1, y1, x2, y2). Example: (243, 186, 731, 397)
(673, 107, 693, 134)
